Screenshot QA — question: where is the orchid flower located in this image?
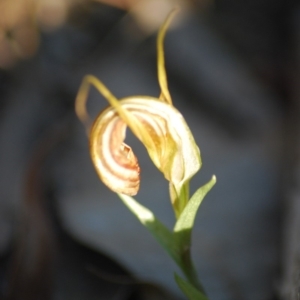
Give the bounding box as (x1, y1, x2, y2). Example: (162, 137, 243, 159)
(75, 9, 201, 217)
(76, 9, 216, 299)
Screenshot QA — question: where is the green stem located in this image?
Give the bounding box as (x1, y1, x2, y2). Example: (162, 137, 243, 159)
(179, 182, 189, 214)
(173, 181, 207, 295)
(179, 246, 206, 295)
(170, 181, 190, 219)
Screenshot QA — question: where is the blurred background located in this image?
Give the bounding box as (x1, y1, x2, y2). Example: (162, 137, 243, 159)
(0, 0, 299, 299)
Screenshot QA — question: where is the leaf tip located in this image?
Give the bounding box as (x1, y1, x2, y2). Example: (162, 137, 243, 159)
(212, 175, 217, 183)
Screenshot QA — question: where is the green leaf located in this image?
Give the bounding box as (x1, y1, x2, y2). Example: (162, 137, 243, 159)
(175, 273, 209, 300)
(118, 193, 181, 264)
(173, 176, 216, 248)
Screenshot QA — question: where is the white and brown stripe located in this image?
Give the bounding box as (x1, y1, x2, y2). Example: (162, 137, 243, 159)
(89, 96, 200, 196)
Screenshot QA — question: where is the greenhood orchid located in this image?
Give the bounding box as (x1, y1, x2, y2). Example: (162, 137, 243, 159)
(75, 9, 201, 217)
(75, 9, 216, 299)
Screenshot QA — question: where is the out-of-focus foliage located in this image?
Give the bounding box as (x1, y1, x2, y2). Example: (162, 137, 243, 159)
(0, 0, 212, 68)
(0, 0, 88, 68)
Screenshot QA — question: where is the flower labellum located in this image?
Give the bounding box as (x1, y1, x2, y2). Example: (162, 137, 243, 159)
(75, 8, 201, 214)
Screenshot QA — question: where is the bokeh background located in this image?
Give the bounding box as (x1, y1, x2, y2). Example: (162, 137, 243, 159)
(0, 0, 299, 299)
